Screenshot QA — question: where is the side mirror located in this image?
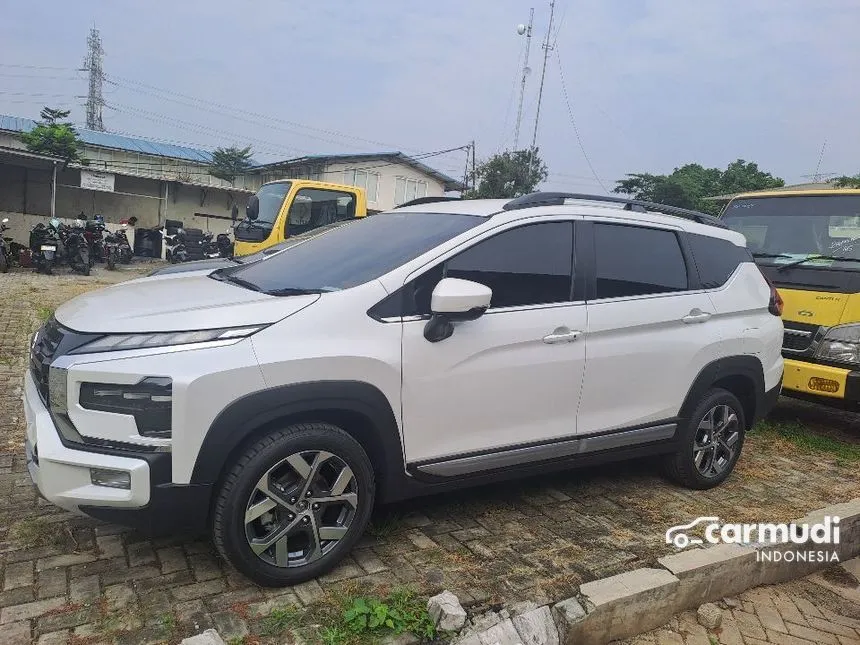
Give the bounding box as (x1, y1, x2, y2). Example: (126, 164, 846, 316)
(424, 278, 492, 343)
(246, 195, 259, 221)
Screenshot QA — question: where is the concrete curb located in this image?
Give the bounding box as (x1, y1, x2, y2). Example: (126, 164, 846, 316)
(548, 497, 860, 645)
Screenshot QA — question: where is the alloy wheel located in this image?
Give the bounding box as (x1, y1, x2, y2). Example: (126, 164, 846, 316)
(693, 404, 740, 478)
(244, 450, 357, 568)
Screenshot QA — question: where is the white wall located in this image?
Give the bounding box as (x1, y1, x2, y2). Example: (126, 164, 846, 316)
(323, 160, 446, 211)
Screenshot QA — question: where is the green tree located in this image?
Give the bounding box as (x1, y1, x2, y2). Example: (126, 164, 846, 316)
(208, 145, 253, 184)
(465, 148, 548, 199)
(19, 107, 87, 169)
(615, 159, 784, 215)
(833, 173, 860, 189)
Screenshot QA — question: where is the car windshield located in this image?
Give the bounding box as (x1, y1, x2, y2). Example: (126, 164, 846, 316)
(217, 212, 483, 294)
(721, 195, 860, 270)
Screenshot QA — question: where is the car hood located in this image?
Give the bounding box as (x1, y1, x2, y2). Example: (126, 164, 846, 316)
(148, 258, 238, 277)
(55, 274, 320, 333)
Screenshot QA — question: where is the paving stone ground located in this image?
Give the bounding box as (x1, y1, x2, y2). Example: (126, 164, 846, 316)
(0, 266, 859, 644)
(619, 562, 860, 645)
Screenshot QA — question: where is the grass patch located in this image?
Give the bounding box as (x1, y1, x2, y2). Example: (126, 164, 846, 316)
(8, 517, 67, 549)
(754, 420, 860, 463)
(366, 514, 404, 540)
(259, 604, 302, 637)
(35, 306, 54, 321)
(255, 586, 437, 644)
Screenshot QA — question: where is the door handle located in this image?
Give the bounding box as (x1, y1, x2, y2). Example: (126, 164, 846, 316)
(682, 309, 712, 324)
(543, 328, 582, 344)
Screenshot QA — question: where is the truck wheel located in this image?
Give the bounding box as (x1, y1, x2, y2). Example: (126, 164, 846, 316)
(212, 422, 375, 587)
(663, 388, 746, 490)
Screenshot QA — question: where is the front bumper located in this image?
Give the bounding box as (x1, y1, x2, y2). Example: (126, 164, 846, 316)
(782, 358, 860, 403)
(23, 370, 211, 535)
(23, 370, 152, 512)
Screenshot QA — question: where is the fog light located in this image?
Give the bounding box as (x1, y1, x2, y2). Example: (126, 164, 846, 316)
(90, 468, 131, 489)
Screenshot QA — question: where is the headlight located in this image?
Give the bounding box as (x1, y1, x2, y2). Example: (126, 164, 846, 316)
(69, 325, 266, 355)
(816, 324, 860, 366)
(80, 377, 172, 438)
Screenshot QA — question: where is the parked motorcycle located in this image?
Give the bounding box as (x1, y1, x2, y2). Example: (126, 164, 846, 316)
(201, 232, 221, 259)
(0, 218, 10, 273)
(84, 215, 107, 263)
(60, 220, 91, 275)
(102, 223, 129, 270)
(216, 231, 234, 258)
(161, 225, 188, 263)
(29, 221, 60, 275)
(113, 225, 133, 264)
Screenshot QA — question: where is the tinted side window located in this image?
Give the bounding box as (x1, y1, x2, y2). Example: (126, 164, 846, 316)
(687, 233, 753, 289)
(287, 188, 356, 236)
(594, 224, 687, 299)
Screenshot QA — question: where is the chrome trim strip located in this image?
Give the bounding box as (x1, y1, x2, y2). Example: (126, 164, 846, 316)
(414, 423, 676, 477)
(784, 329, 813, 337)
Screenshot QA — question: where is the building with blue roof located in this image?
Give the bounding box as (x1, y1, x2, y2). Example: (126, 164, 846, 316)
(0, 112, 463, 244)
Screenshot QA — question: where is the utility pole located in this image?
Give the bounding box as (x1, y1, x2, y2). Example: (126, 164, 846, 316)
(513, 8, 534, 151)
(813, 140, 827, 183)
(471, 140, 476, 192)
(82, 28, 105, 131)
(530, 0, 555, 161)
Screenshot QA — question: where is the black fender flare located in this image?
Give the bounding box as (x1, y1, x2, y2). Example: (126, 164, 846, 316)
(190, 380, 405, 497)
(678, 355, 766, 427)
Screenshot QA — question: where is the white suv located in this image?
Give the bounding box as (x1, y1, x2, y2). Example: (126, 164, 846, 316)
(23, 193, 784, 586)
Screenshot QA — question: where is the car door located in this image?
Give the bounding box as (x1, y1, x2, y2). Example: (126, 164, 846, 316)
(400, 220, 587, 473)
(576, 220, 724, 435)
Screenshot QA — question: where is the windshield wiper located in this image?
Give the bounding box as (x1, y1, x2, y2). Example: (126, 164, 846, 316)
(210, 270, 262, 291)
(752, 252, 793, 259)
(777, 255, 860, 272)
(265, 287, 336, 296)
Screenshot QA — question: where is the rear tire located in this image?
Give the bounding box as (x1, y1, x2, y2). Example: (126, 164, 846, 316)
(212, 422, 375, 587)
(663, 388, 746, 489)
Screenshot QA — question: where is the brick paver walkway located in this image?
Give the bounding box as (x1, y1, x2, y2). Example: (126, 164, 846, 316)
(0, 268, 859, 644)
(621, 561, 860, 645)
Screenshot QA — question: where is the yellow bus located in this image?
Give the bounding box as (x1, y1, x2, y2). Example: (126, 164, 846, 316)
(720, 188, 860, 408)
(233, 179, 367, 256)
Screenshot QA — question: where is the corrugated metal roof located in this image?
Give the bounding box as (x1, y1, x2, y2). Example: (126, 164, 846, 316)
(0, 114, 214, 163)
(254, 151, 464, 191)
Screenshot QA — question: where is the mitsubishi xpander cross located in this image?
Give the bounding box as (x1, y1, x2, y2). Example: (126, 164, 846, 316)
(24, 193, 784, 586)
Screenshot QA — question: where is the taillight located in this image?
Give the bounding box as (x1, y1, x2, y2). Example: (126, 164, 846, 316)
(759, 268, 783, 316)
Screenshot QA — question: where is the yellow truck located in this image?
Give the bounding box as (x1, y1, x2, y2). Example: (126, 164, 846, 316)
(720, 188, 860, 408)
(233, 179, 367, 256)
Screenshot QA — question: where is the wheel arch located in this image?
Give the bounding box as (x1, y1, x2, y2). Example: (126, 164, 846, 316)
(191, 381, 405, 504)
(679, 356, 765, 429)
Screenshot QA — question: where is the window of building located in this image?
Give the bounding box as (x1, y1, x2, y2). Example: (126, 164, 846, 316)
(593, 224, 688, 299)
(394, 177, 428, 206)
(343, 169, 380, 203)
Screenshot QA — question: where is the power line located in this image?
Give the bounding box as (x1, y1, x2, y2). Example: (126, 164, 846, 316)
(554, 47, 608, 193)
(105, 74, 465, 161)
(0, 64, 75, 71)
(530, 0, 555, 153)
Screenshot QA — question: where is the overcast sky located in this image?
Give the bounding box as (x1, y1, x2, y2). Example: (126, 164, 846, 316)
(1, 0, 858, 192)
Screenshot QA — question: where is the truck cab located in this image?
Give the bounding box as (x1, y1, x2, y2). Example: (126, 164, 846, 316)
(233, 179, 367, 256)
(720, 189, 860, 408)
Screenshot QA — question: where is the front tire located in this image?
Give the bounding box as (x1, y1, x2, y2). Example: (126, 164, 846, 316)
(664, 388, 746, 490)
(212, 422, 375, 587)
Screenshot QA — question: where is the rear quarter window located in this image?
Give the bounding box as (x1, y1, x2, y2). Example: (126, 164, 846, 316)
(687, 233, 753, 289)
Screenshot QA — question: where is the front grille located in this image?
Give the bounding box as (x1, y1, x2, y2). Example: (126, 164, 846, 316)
(30, 318, 64, 405)
(782, 321, 821, 354)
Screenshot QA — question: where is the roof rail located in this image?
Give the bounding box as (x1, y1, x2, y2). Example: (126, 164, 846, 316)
(502, 192, 726, 228)
(393, 196, 462, 209)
